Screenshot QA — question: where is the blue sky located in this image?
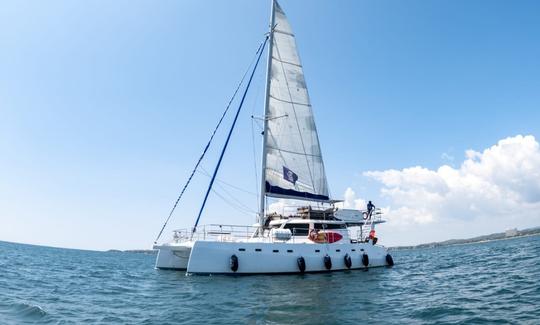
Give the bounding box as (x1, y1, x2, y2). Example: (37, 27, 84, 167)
(1, 0, 539, 250)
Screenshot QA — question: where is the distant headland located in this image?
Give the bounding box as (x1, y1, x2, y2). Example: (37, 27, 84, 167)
(107, 249, 157, 254)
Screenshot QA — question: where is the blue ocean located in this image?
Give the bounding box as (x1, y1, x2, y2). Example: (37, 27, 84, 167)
(1, 235, 539, 324)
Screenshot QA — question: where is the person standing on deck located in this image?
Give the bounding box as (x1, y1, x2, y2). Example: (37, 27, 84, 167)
(367, 201, 375, 218)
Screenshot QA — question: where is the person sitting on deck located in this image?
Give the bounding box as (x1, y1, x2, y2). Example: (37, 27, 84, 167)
(368, 229, 378, 245)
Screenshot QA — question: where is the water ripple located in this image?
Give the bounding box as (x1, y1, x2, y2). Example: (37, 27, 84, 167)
(1, 236, 539, 324)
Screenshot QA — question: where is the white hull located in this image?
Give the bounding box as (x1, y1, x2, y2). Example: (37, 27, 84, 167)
(153, 242, 193, 270)
(155, 239, 391, 274)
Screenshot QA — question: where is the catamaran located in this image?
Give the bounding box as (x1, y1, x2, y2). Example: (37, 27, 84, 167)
(153, 0, 394, 274)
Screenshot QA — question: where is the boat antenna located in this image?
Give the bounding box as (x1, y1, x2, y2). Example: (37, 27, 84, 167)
(190, 35, 269, 238)
(153, 37, 269, 244)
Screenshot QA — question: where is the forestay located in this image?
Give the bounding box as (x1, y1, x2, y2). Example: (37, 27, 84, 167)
(263, 0, 330, 202)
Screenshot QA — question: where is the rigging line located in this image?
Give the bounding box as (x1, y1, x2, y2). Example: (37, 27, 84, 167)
(196, 166, 257, 196)
(273, 39, 316, 193)
(202, 176, 257, 212)
(196, 167, 258, 213)
(153, 37, 269, 244)
(191, 35, 269, 236)
(210, 188, 254, 216)
(251, 117, 264, 130)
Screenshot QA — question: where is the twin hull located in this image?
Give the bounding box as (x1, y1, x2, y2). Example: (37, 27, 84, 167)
(155, 241, 390, 274)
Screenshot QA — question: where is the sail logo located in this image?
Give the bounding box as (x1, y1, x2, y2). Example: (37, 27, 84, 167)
(283, 166, 298, 184)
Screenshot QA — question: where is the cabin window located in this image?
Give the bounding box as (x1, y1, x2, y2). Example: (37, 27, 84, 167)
(287, 249, 293, 253)
(283, 223, 309, 236)
(315, 249, 320, 253)
(336, 249, 341, 252)
(238, 248, 246, 252)
(273, 249, 279, 253)
(313, 223, 346, 230)
(352, 249, 356, 252)
(255, 248, 262, 252)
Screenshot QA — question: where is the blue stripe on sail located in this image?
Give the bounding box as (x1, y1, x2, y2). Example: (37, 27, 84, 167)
(265, 181, 329, 201)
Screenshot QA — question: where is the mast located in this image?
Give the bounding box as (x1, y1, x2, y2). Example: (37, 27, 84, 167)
(258, 0, 276, 230)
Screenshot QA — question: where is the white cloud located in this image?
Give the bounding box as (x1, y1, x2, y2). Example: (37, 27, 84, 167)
(362, 135, 540, 245)
(267, 198, 309, 216)
(441, 152, 455, 163)
(336, 187, 366, 210)
(267, 199, 289, 215)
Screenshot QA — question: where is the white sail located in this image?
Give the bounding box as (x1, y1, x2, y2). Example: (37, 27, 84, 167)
(263, 0, 329, 202)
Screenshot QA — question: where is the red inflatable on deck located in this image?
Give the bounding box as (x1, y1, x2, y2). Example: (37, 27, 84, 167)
(309, 230, 343, 243)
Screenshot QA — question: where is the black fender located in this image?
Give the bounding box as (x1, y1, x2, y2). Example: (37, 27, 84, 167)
(344, 254, 352, 269)
(361, 254, 369, 267)
(386, 254, 394, 267)
(230, 254, 239, 272)
(324, 255, 332, 270)
(297, 257, 306, 273)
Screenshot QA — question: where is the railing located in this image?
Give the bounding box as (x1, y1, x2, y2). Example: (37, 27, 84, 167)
(164, 208, 384, 244)
(170, 224, 259, 243)
(356, 208, 383, 241)
(360, 208, 383, 223)
(168, 224, 313, 244)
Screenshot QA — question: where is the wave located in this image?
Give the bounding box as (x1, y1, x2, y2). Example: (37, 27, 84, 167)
(0, 301, 49, 324)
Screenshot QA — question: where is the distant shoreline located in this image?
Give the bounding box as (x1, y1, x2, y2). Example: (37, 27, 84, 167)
(390, 226, 540, 250)
(107, 249, 157, 255)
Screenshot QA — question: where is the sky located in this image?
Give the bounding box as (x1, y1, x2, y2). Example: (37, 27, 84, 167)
(1, 0, 539, 250)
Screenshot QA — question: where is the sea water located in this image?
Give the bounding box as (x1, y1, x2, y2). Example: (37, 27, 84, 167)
(1, 235, 539, 324)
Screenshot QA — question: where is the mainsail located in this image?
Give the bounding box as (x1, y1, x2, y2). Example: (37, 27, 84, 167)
(262, 0, 330, 202)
